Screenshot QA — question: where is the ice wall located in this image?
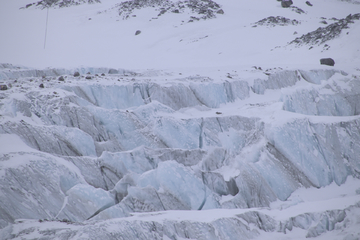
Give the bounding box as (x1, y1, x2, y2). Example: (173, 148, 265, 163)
(282, 76, 360, 116)
(0, 64, 133, 81)
(0, 67, 359, 239)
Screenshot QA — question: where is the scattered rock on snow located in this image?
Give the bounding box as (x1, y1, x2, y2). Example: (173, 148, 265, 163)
(0, 84, 8, 90)
(58, 76, 65, 81)
(323, 44, 330, 50)
(135, 30, 141, 35)
(115, 0, 223, 22)
(253, 16, 300, 27)
(21, 0, 101, 9)
(306, 1, 313, 6)
(320, 58, 335, 66)
(290, 13, 360, 46)
(290, 6, 306, 14)
(39, 83, 44, 88)
(74, 72, 80, 77)
(339, 0, 360, 4)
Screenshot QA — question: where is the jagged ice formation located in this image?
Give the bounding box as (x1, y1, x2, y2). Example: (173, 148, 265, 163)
(0, 64, 360, 239)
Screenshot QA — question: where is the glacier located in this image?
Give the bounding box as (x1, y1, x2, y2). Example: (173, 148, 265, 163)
(1, 0, 360, 237)
(0, 64, 360, 239)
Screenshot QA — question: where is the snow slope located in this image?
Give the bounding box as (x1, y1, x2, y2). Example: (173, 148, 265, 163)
(1, 0, 360, 70)
(0, 0, 360, 239)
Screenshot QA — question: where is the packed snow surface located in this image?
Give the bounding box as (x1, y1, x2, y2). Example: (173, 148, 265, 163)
(0, 0, 360, 239)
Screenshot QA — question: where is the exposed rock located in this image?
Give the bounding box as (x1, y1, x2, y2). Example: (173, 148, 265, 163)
(0, 84, 8, 90)
(253, 16, 300, 27)
(323, 44, 330, 50)
(74, 72, 80, 77)
(22, 0, 101, 9)
(85, 76, 92, 79)
(339, 0, 360, 3)
(290, 13, 360, 46)
(216, 9, 224, 14)
(58, 76, 65, 81)
(306, 1, 313, 6)
(290, 6, 305, 14)
(39, 83, 44, 88)
(281, 0, 293, 7)
(320, 58, 335, 66)
(158, 9, 167, 16)
(135, 30, 141, 35)
(115, 0, 223, 22)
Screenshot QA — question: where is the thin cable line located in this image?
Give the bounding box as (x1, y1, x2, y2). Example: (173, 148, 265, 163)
(44, 7, 49, 49)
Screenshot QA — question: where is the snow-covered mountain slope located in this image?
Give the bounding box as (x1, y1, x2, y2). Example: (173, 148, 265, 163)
(1, 0, 360, 70)
(0, 0, 360, 239)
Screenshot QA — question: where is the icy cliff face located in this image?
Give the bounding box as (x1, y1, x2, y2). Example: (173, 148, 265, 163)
(0, 65, 360, 239)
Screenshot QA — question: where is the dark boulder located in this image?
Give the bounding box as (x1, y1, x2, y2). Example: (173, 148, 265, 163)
(135, 30, 141, 35)
(0, 84, 8, 90)
(58, 76, 65, 81)
(306, 1, 313, 6)
(281, 0, 293, 7)
(74, 72, 80, 77)
(320, 58, 335, 66)
(39, 83, 45, 88)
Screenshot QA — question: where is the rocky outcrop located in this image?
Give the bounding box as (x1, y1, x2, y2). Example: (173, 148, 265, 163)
(21, 0, 101, 9)
(290, 13, 360, 46)
(253, 16, 300, 27)
(20, 0, 100, 9)
(116, 0, 223, 22)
